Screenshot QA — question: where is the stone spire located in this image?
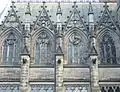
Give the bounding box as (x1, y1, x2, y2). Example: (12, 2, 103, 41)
(88, 2, 94, 24)
(24, 3, 31, 53)
(88, 2, 93, 15)
(56, 45, 63, 55)
(56, 2, 63, 48)
(1, 1, 22, 29)
(20, 3, 31, 92)
(88, 3, 100, 92)
(90, 45, 98, 56)
(21, 45, 30, 56)
(64, 1, 86, 31)
(55, 2, 64, 92)
(88, 2, 95, 47)
(56, 2, 62, 15)
(20, 37, 31, 92)
(25, 3, 31, 16)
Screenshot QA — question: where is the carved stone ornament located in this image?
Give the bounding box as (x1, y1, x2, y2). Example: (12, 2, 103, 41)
(40, 31, 47, 39)
(22, 58, 27, 64)
(69, 32, 81, 45)
(57, 59, 61, 64)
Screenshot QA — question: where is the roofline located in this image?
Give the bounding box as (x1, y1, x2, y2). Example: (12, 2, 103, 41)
(12, 1, 117, 3)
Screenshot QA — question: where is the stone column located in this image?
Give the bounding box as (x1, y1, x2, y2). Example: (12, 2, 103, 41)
(89, 49, 100, 92)
(55, 54, 64, 92)
(20, 55, 31, 92)
(55, 2, 64, 92)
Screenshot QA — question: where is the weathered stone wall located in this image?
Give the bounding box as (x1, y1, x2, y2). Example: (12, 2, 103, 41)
(0, 68, 20, 81)
(64, 68, 90, 80)
(29, 68, 54, 81)
(99, 68, 120, 80)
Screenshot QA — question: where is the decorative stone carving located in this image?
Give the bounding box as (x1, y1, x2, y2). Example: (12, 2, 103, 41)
(35, 31, 53, 64)
(3, 32, 20, 65)
(65, 86, 89, 92)
(100, 86, 120, 92)
(69, 32, 81, 45)
(100, 34, 116, 64)
(67, 32, 88, 64)
(31, 85, 54, 92)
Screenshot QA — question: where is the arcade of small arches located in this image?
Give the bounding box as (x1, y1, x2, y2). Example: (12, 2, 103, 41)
(0, 85, 119, 92)
(0, 28, 118, 65)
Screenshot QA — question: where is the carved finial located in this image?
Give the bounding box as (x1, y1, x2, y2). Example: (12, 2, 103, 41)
(90, 45, 98, 56)
(56, 45, 64, 55)
(73, 1, 77, 8)
(21, 44, 30, 56)
(104, 2, 109, 8)
(11, 1, 16, 8)
(25, 3, 31, 15)
(42, 1, 46, 8)
(12, 1, 15, 5)
(56, 2, 62, 15)
(88, 2, 93, 14)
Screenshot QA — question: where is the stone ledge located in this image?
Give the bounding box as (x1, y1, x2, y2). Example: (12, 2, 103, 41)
(63, 64, 89, 68)
(99, 64, 120, 68)
(30, 65, 54, 68)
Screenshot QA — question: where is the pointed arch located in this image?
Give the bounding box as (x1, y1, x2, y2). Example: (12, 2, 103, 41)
(95, 3, 120, 36)
(96, 28, 118, 64)
(100, 34, 116, 64)
(32, 3, 55, 34)
(0, 28, 22, 65)
(31, 27, 55, 64)
(64, 27, 88, 64)
(63, 3, 87, 33)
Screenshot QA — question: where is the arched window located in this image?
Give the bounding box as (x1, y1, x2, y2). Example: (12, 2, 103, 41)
(100, 86, 120, 92)
(31, 85, 53, 92)
(100, 34, 116, 64)
(68, 32, 82, 64)
(0, 86, 20, 92)
(35, 31, 53, 64)
(3, 32, 20, 65)
(65, 86, 88, 92)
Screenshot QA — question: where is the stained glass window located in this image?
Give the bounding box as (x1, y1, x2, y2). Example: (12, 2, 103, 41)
(3, 32, 20, 65)
(100, 86, 120, 92)
(0, 85, 20, 92)
(100, 34, 116, 64)
(35, 31, 53, 64)
(31, 85, 54, 92)
(68, 32, 82, 64)
(65, 86, 88, 92)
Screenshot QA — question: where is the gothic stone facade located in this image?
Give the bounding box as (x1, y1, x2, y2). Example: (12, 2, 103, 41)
(0, 1, 120, 92)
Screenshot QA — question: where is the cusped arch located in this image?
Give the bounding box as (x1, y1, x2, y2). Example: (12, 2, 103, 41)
(96, 27, 119, 41)
(0, 27, 22, 46)
(64, 27, 88, 42)
(0, 27, 22, 65)
(31, 26, 54, 41)
(64, 27, 88, 64)
(31, 27, 55, 64)
(96, 27, 119, 64)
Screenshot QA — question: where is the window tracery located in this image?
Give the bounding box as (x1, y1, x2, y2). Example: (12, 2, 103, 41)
(101, 86, 120, 92)
(31, 85, 54, 92)
(3, 32, 20, 65)
(65, 86, 88, 92)
(100, 34, 116, 64)
(35, 31, 53, 64)
(0, 85, 19, 92)
(68, 32, 84, 64)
